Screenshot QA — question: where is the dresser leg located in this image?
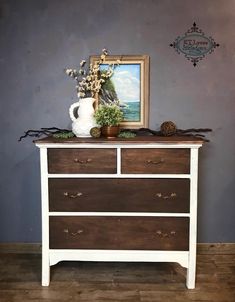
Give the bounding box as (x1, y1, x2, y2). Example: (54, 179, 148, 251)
(42, 256, 50, 286)
(187, 147, 199, 290)
(40, 147, 50, 286)
(186, 263, 196, 289)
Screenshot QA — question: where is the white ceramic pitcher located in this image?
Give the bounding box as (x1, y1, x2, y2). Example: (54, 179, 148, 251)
(69, 97, 97, 137)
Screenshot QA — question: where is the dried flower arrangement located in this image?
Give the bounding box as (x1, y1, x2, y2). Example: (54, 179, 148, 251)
(65, 49, 120, 98)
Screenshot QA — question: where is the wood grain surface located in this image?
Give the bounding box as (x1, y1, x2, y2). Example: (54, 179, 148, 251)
(0, 248, 234, 302)
(35, 135, 204, 145)
(121, 149, 190, 174)
(48, 148, 117, 174)
(49, 178, 190, 213)
(49, 216, 189, 250)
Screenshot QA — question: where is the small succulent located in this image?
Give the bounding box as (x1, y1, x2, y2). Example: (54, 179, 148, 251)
(94, 104, 123, 126)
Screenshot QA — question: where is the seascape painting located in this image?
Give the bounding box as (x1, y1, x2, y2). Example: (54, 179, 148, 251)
(100, 64, 141, 122)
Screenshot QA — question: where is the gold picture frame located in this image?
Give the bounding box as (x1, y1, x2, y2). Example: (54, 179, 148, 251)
(90, 55, 150, 129)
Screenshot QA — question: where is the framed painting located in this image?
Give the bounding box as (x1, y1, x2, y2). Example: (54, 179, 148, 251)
(90, 55, 150, 129)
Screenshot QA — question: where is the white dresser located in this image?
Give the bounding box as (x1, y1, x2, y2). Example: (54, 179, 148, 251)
(35, 136, 203, 288)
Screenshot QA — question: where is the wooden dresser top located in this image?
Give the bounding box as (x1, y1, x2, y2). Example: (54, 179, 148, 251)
(34, 135, 204, 145)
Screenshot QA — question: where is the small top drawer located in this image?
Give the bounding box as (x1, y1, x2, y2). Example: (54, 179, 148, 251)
(121, 148, 190, 174)
(48, 148, 117, 174)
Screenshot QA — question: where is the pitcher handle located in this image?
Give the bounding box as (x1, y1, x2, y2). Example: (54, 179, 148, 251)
(69, 101, 80, 122)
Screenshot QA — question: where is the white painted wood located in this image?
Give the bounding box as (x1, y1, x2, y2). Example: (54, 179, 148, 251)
(49, 212, 190, 217)
(186, 148, 199, 289)
(49, 250, 189, 268)
(39, 148, 50, 286)
(48, 173, 191, 179)
(117, 147, 121, 175)
(36, 140, 202, 287)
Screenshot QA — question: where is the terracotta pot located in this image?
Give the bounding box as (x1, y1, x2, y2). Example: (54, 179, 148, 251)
(101, 126, 120, 138)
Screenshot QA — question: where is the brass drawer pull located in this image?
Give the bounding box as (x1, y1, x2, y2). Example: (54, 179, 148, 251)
(155, 192, 177, 199)
(63, 229, 84, 236)
(156, 230, 176, 238)
(63, 192, 83, 198)
(73, 158, 92, 164)
(146, 158, 164, 165)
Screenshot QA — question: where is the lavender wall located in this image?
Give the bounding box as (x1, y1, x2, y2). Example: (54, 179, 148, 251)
(0, 0, 234, 243)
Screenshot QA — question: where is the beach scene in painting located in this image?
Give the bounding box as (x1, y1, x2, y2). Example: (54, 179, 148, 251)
(100, 64, 141, 122)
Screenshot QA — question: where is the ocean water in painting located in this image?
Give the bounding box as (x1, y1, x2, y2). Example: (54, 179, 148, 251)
(121, 101, 140, 121)
(100, 63, 141, 122)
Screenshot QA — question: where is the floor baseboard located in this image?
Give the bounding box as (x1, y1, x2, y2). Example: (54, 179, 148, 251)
(0, 242, 235, 254)
(197, 243, 235, 254)
(0, 243, 42, 254)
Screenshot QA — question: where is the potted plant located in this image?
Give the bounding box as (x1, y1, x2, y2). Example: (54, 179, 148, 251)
(94, 104, 123, 138)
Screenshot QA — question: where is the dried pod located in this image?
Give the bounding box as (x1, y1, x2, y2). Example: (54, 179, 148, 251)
(160, 121, 177, 136)
(90, 127, 101, 138)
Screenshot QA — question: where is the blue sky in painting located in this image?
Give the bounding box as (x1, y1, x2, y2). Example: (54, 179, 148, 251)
(100, 64, 140, 104)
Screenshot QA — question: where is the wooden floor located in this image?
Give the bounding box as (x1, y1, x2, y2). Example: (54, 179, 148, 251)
(0, 249, 234, 302)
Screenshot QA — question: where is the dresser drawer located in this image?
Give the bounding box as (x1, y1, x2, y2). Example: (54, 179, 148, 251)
(49, 178, 189, 213)
(49, 217, 189, 250)
(48, 148, 117, 174)
(121, 148, 190, 174)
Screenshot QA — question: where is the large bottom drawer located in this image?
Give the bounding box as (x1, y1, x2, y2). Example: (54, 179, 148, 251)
(49, 217, 189, 251)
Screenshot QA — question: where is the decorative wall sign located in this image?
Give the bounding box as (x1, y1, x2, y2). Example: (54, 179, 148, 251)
(170, 22, 219, 66)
